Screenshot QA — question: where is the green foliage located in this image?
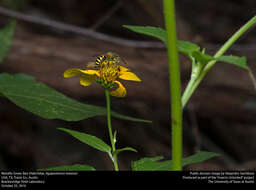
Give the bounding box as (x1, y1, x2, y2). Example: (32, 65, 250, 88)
(131, 152, 219, 171)
(0, 73, 151, 123)
(177, 40, 200, 56)
(2, 0, 29, 11)
(191, 51, 215, 65)
(182, 152, 220, 167)
(131, 156, 171, 171)
(0, 21, 15, 63)
(123, 25, 249, 70)
(38, 164, 95, 171)
(123, 25, 200, 56)
(58, 128, 111, 154)
(216, 55, 248, 70)
(123, 25, 167, 44)
(113, 147, 137, 157)
(192, 51, 248, 70)
(58, 128, 138, 165)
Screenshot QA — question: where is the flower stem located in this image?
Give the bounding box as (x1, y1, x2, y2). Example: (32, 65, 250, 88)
(182, 15, 256, 108)
(163, 0, 183, 171)
(105, 89, 119, 171)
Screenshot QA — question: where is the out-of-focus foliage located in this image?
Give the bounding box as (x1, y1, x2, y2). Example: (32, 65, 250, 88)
(0, 21, 15, 63)
(2, 0, 30, 11)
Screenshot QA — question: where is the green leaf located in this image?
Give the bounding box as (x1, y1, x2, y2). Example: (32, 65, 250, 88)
(0, 73, 151, 123)
(182, 151, 220, 167)
(192, 51, 215, 65)
(131, 152, 219, 171)
(216, 55, 248, 70)
(191, 52, 248, 70)
(112, 112, 151, 123)
(123, 25, 200, 56)
(131, 156, 172, 171)
(123, 25, 249, 71)
(177, 40, 200, 56)
(38, 164, 96, 171)
(58, 128, 111, 153)
(0, 21, 15, 63)
(123, 25, 167, 44)
(113, 147, 137, 156)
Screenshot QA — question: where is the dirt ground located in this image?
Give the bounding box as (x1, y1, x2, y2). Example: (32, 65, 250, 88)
(0, 0, 256, 170)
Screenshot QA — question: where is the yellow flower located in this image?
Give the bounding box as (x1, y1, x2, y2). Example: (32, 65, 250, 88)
(64, 61, 141, 98)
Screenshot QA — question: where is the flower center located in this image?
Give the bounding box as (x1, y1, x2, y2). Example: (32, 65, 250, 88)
(97, 61, 120, 89)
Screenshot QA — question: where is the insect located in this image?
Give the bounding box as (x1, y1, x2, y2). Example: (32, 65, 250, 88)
(87, 52, 127, 68)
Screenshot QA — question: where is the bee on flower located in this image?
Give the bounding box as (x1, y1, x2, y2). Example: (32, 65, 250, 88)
(64, 52, 141, 97)
(87, 52, 124, 69)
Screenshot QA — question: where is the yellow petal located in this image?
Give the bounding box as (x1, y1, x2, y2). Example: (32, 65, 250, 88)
(119, 71, 141, 82)
(64, 68, 82, 78)
(110, 81, 127, 98)
(64, 68, 99, 78)
(119, 66, 130, 74)
(80, 74, 96, 86)
(80, 70, 100, 77)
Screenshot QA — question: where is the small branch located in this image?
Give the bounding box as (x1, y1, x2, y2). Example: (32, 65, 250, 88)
(1, 7, 256, 51)
(0, 6, 164, 48)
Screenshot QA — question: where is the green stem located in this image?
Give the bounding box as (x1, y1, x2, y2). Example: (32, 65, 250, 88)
(182, 15, 256, 108)
(182, 77, 196, 108)
(105, 89, 119, 171)
(163, 0, 183, 171)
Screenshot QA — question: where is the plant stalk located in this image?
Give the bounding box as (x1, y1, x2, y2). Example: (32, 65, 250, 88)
(163, 0, 183, 171)
(105, 89, 119, 171)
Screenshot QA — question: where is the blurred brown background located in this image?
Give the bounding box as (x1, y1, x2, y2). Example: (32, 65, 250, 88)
(0, 0, 256, 170)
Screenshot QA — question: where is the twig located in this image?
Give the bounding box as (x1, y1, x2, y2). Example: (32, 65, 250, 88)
(1, 7, 256, 51)
(0, 6, 165, 48)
